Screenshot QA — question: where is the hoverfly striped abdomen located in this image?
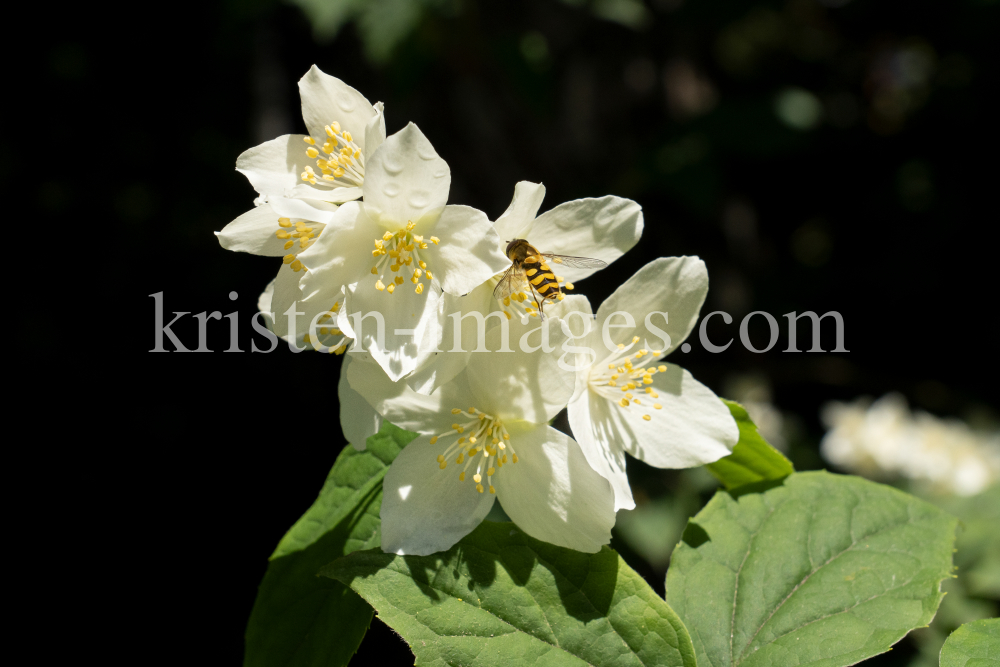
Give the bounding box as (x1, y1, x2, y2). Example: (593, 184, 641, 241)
(523, 254, 561, 301)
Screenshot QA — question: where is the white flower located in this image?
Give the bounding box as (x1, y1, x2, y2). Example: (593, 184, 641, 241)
(415, 180, 643, 394)
(490, 180, 643, 319)
(235, 65, 386, 206)
(821, 394, 1000, 496)
(565, 257, 739, 511)
(296, 122, 509, 382)
(346, 320, 617, 555)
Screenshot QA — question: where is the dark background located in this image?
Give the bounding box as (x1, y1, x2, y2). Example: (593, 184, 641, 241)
(29, 0, 997, 664)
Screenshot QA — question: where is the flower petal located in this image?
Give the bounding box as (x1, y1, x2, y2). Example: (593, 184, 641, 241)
(405, 282, 494, 395)
(268, 196, 340, 225)
(235, 134, 307, 198)
(526, 196, 643, 282)
(298, 203, 374, 303)
(362, 123, 450, 228)
(268, 264, 345, 349)
(298, 65, 377, 152)
(567, 391, 635, 511)
(216, 203, 287, 256)
(285, 184, 364, 204)
(596, 256, 708, 352)
(339, 353, 383, 450)
(466, 318, 575, 423)
(426, 205, 510, 295)
(602, 364, 737, 469)
(494, 181, 546, 242)
(346, 351, 477, 434)
(494, 423, 615, 553)
(344, 267, 446, 381)
(365, 101, 386, 156)
(257, 278, 276, 325)
(380, 434, 496, 555)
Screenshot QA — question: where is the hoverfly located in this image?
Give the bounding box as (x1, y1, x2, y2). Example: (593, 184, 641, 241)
(493, 239, 607, 316)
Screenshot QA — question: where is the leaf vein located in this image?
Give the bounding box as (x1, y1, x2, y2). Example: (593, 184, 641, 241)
(734, 499, 925, 665)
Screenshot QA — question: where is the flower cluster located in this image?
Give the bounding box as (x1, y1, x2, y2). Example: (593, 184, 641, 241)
(218, 66, 738, 555)
(821, 393, 1000, 496)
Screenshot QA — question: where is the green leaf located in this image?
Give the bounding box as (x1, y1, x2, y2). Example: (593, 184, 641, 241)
(244, 422, 417, 667)
(706, 399, 794, 492)
(324, 520, 697, 667)
(666, 471, 958, 667)
(940, 618, 1000, 667)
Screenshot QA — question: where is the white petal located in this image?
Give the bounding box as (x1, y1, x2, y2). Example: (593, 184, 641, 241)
(494, 181, 546, 242)
(257, 278, 276, 322)
(405, 282, 494, 395)
(268, 197, 340, 225)
(494, 423, 615, 553)
(567, 391, 635, 511)
(266, 264, 305, 339)
(339, 354, 382, 450)
(268, 264, 344, 349)
(596, 256, 708, 353)
(380, 434, 496, 556)
(297, 203, 374, 303)
(216, 203, 286, 256)
(362, 123, 450, 228)
(466, 318, 575, 423)
(285, 183, 364, 204)
(298, 65, 376, 152)
(235, 134, 307, 198)
(601, 364, 737, 469)
(365, 101, 386, 156)
(345, 271, 446, 382)
(346, 351, 477, 434)
(527, 196, 643, 282)
(426, 205, 510, 295)
(544, 294, 594, 319)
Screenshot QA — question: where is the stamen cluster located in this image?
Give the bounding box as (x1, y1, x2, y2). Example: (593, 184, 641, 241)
(300, 121, 365, 188)
(590, 336, 668, 422)
(370, 221, 440, 296)
(276, 217, 319, 272)
(430, 407, 520, 494)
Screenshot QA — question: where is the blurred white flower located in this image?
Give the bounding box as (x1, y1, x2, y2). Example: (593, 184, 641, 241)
(821, 394, 1000, 496)
(724, 373, 788, 451)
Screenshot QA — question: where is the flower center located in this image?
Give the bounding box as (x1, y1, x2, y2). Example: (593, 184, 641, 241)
(300, 121, 365, 189)
(370, 221, 440, 296)
(588, 336, 668, 422)
(277, 217, 322, 273)
(301, 299, 349, 355)
(429, 406, 520, 494)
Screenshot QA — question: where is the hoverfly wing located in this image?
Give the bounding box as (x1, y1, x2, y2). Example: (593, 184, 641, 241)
(493, 265, 525, 300)
(542, 254, 608, 269)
